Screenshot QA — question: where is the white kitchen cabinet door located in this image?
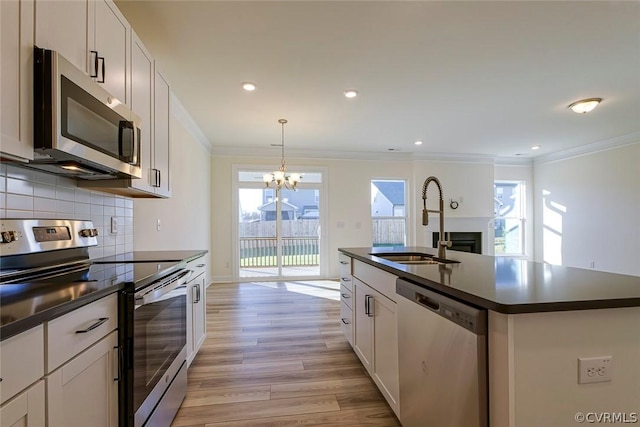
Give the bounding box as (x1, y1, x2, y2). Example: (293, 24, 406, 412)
(46, 331, 118, 427)
(187, 271, 207, 365)
(93, 0, 129, 105)
(0, 381, 45, 427)
(372, 293, 399, 414)
(35, 0, 129, 104)
(1, 0, 34, 161)
(353, 278, 374, 372)
(35, 0, 91, 74)
(153, 67, 171, 197)
(130, 30, 155, 194)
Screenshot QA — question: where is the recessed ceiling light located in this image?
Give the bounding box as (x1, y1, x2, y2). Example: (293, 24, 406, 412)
(344, 89, 358, 98)
(531, 145, 541, 150)
(242, 82, 256, 92)
(414, 140, 423, 146)
(568, 98, 602, 114)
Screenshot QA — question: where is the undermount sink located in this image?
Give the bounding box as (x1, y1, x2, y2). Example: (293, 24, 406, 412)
(371, 252, 460, 265)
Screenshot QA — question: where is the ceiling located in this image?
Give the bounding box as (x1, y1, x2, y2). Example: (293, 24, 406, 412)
(115, 1, 640, 160)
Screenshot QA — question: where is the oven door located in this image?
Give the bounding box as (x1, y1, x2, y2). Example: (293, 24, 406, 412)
(132, 271, 189, 426)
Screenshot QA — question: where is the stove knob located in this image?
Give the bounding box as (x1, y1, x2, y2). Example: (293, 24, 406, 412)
(79, 229, 90, 237)
(1, 231, 17, 243)
(91, 228, 99, 237)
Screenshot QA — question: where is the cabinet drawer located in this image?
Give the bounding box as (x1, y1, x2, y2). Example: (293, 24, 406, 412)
(353, 259, 397, 302)
(340, 301, 353, 346)
(339, 253, 352, 276)
(340, 284, 353, 309)
(187, 257, 207, 283)
(339, 275, 353, 292)
(46, 294, 117, 373)
(0, 325, 45, 405)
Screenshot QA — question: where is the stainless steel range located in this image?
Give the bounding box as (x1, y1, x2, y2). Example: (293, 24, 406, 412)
(0, 218, 189, 427)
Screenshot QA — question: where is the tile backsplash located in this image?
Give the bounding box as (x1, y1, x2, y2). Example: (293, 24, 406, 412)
(0, 163, 134, 258)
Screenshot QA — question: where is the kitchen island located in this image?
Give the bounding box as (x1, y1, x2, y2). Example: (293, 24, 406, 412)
(338, 247, 640, 427)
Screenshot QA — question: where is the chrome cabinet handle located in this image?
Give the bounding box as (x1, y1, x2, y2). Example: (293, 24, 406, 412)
(97, 56, 105, 83)
(113, 346, 123, 381)
(341, 318, 350, 325)
(365, 295, 374, 317)
(90, 50, 99, 77)
(341, 293, 350, 299)
(340, 261, 349, 265)
(196, 284, 201, 303)
(76, 317, 108, 333)
(341, 277, 351, 282)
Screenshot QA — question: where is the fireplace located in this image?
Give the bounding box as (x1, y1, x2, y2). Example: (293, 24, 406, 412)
(433, 232, 482, 254)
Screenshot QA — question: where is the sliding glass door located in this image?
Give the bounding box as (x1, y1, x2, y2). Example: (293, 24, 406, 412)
(236, 169, 323, 280)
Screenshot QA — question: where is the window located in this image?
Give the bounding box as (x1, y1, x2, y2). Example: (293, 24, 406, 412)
(494, 181, 525, 255)
(371, 179, 406, 247)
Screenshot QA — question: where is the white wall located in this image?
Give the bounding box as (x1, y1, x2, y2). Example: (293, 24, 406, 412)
(533, 142, 640, 276)
(134, 103, 212, 272)
(210, 155, 496, 281)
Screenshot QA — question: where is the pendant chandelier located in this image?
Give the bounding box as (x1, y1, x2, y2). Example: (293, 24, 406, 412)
(263, 119, 301, 191)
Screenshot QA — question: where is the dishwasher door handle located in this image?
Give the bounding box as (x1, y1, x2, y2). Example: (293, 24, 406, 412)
(365, 295, 374, 317)
(416, 293, 440, 311)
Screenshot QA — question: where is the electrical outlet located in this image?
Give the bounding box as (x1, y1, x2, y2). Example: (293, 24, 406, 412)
(578, 356, 612, 384)
(156, 219, 161, 231)
(110, 216, 118, 234)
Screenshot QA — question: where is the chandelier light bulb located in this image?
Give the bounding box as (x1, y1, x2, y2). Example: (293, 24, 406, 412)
(264, 119, 302, 191)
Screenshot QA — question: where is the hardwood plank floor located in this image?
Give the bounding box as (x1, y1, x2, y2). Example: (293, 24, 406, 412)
(172, 281, 400, 427)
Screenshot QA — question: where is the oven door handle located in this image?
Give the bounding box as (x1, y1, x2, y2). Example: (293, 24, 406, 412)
(136, 270, 191, 306)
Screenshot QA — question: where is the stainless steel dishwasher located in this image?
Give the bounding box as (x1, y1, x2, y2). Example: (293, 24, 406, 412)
(396, 278, 488, 427)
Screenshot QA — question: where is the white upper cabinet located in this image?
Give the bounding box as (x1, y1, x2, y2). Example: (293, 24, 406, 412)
(1, 0, 35, 161)
(130, 31, 155, 195)
(35, 0, 130, 106)
(153, 67, 171, 198)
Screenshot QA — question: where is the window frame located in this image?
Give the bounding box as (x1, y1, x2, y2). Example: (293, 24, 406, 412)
(494, 180, 526, 256)
(371, 179, 408, 248)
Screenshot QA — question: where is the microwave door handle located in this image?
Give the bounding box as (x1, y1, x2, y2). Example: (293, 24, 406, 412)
(131, 125, 139, 165)
(136, 270, 192, 305)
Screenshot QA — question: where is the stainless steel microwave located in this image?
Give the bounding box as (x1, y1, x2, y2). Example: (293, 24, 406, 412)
(30, 47, 142, 180)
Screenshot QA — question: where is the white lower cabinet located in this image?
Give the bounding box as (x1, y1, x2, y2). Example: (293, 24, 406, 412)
(186, 258, 207, 365)
(46, 331, 118, 427)
(0, 381, 45, 427)
(351, 272, 400, 417)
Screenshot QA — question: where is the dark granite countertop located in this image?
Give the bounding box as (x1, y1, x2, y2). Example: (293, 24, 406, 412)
(0, 257, 191, 341)
(339, 246, 640, 314)
(92, 250, 207, 264)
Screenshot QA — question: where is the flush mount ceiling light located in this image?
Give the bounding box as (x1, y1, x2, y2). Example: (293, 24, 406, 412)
(263, 119, 301, 191)
(242, 82, 257, 91)
(344, 89, 358, 98)
(414, 140, 423, 146)
(568, 98, 602, 114)
(531, 145, 541, 150)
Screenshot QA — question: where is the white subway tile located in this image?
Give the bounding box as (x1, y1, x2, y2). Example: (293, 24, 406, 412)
(115, 207, 125, 217)
(0, 193, 5, 209)
(33, 211, 59, 219)
(55, 187, 75, 202)
(75, 189, 91, 204)
(91, 215, 104, 226)
(115, 197, 125, 207)
(124, 198, 133, 209)
(0, 175, 6, 192)
(34, 183, 56, 199)
(103, 195, 116, 207)
(6, 165, 33, 181)
(125, 234, 133, 245)
(74, 202, 91, 216)
(0, 163, 6, 175)
(5, 209, 33, 218)
(0, 209, 6, 218)
(7, 177, 34, 196)
(89, 246, 104, 259)
(91, 192, 104, 205)
(56, 200, 75, 214)
(116, 234, 126, 245)
(103, 246, 116, 257)
(34, 198, 57, 212)
(125, 208, 133, 217)
(31, 171, 56, 185)
(7, 194, 34, 211)
(55, 176, 76, 188)
(125, 241, 133, 252)
(91, 204, 104, 216)
(124, 217, 133, 226)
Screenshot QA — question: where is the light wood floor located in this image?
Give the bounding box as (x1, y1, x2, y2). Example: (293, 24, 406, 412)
(171, 281, 401, 427)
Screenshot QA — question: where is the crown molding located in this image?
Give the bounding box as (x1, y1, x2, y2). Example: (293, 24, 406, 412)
(533, 131, 640, 165)
(494, 157, 534, 166)
(171, 94, 213, 154)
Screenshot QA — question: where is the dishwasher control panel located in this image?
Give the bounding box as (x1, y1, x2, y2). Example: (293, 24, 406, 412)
(396, 277, 487, 335)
